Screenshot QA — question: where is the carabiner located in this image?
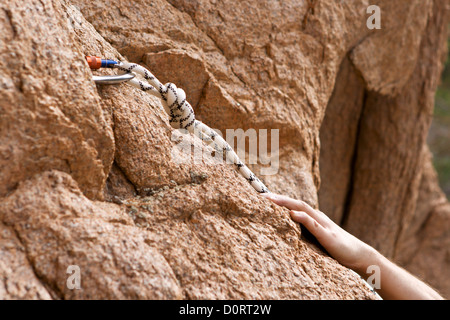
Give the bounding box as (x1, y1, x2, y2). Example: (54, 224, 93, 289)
(86, 56, 135, 85)
(92, 73, 135, 84)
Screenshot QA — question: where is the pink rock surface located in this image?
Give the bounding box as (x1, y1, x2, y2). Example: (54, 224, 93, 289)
(0, 0, 448, 299)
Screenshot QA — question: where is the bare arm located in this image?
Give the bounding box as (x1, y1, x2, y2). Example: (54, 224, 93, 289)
(262, 193, 444, 300)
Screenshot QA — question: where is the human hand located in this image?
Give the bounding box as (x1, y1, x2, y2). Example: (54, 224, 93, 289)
(262, 193, 376, 273)
(262, 193, 445, 299)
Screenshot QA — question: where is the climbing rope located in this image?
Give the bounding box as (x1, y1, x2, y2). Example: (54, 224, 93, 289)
(86, 56, 270, 193)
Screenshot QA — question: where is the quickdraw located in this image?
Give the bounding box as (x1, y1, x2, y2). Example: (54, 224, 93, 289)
(86, 56, 135, 84)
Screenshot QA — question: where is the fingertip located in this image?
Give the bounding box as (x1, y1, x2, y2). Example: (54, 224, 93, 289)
(260, 192, 279, 201)
(290, 210, 305, 221)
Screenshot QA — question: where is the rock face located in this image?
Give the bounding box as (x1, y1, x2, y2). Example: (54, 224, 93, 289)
(0, 0, 448, 299)
(319, 0, 450, 297)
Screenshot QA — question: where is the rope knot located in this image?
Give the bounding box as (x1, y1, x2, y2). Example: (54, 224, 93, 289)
(161, 83, 195, 130)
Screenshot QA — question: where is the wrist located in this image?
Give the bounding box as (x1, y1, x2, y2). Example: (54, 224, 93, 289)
(352, 245, 381, 278)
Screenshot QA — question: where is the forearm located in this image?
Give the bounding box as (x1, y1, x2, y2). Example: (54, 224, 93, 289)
(355, 248, 444, 300)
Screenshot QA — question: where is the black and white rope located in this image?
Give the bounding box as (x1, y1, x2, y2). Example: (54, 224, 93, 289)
(116, 61, 269, 193)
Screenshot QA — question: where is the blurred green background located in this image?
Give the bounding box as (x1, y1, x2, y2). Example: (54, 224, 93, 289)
(428, 35, 450, 199)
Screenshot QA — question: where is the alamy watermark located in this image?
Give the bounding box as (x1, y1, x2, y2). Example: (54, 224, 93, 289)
(366, 265, 381, 291)
(367, 5, 381, 30)
(171, 128, 280, 176)
(66, 265, 81, 290)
